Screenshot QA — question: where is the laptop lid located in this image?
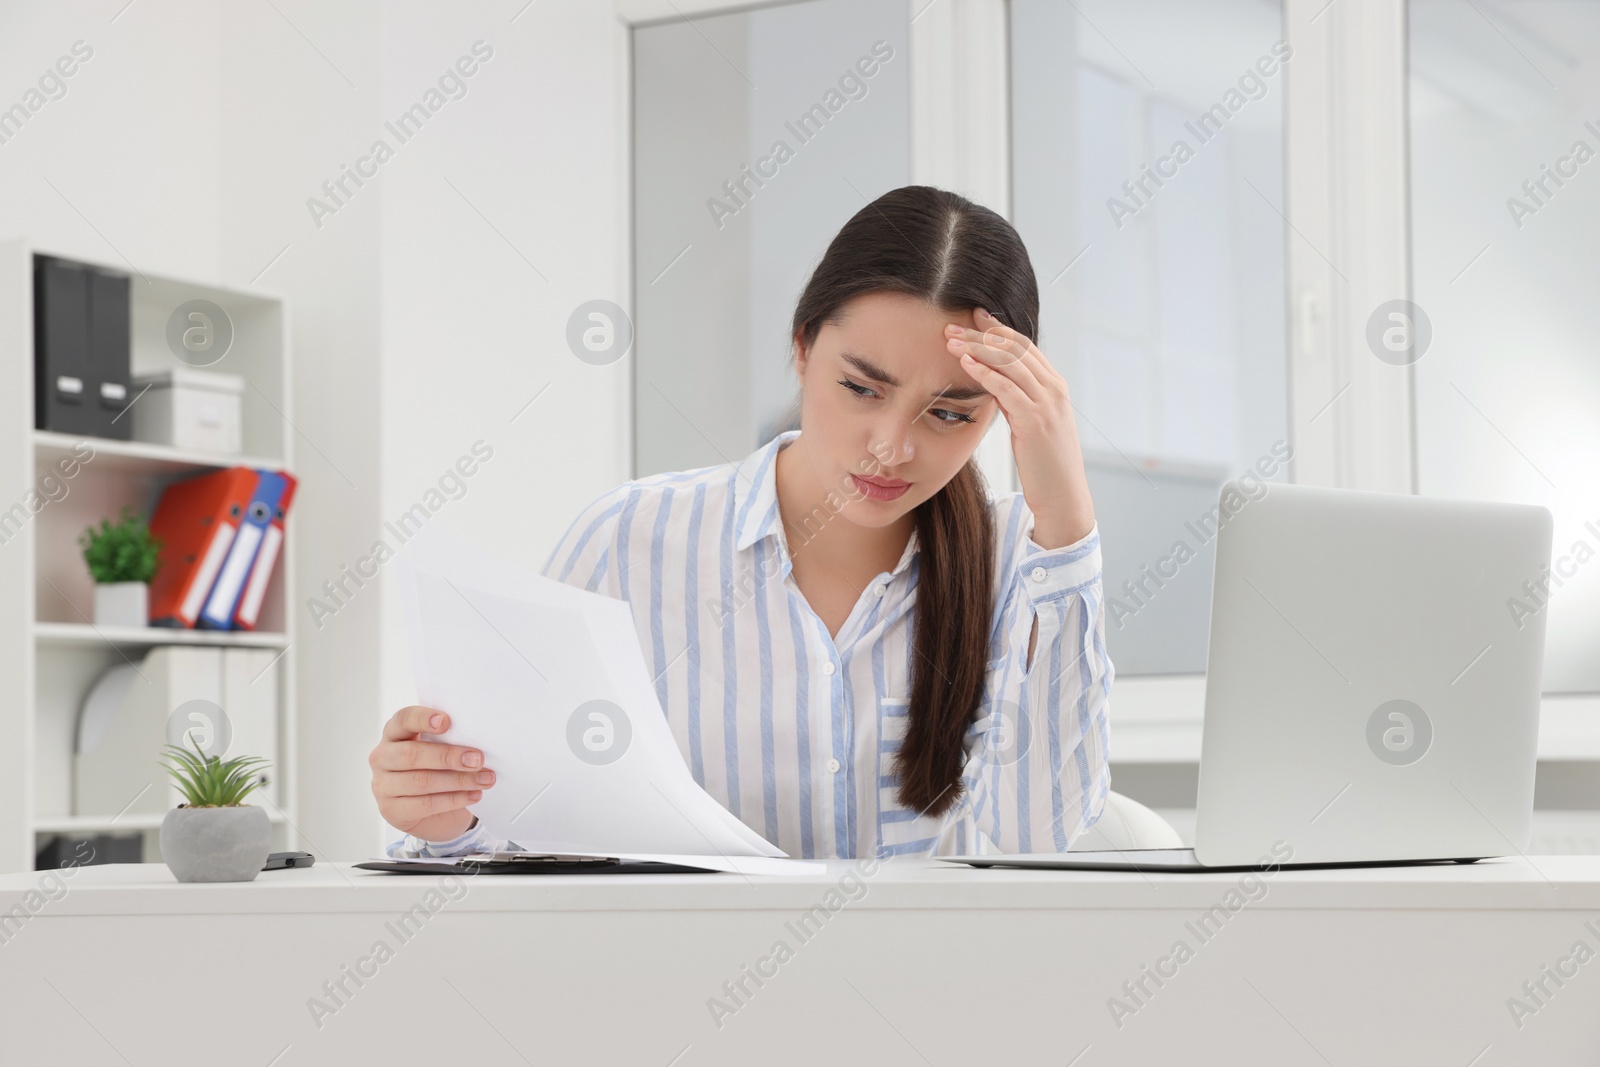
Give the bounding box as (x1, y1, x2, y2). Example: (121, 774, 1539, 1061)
(1193, 480, 1551, 867)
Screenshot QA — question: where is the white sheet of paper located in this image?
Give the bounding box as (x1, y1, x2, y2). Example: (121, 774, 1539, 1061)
(395, 527, 785, 859)
(403, 526, 780, 857)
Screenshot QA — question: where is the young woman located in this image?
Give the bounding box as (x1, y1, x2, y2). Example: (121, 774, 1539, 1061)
(371, 185, 1112, 860)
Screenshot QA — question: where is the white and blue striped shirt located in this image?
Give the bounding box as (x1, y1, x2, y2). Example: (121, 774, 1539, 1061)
(388, 428, 1112, 860)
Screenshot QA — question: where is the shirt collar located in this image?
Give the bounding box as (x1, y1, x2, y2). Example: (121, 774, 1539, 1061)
(731, 429, 920, 578)
(733, 429, 799, 553)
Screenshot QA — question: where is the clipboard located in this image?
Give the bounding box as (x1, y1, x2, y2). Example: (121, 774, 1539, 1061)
(354, 852, 726, 875)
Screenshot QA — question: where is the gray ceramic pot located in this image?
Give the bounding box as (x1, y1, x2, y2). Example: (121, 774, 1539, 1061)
(160, 805, 272, 882)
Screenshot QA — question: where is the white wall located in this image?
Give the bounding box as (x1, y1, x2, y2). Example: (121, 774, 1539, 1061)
(215, 0, 386, 864)
(0, 1, 223, 275)
(0, 0, 631, 860)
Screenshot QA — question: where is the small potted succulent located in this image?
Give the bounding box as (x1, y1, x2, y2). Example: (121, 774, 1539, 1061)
(158, 737, 272, 883)
(78, 505, 162, 627)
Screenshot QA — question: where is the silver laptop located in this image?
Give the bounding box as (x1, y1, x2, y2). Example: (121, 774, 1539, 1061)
(942, 479, 1553, 872)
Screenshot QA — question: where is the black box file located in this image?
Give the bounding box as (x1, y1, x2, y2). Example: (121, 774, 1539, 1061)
(34, 254, 132, 440)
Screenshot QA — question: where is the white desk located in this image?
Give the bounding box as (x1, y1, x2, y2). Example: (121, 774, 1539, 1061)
(2, 857, 1598, 1065)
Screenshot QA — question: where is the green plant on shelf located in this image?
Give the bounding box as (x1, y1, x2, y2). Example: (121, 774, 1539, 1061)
(159, 734, 270, 808)
(78, 505, 162, 584)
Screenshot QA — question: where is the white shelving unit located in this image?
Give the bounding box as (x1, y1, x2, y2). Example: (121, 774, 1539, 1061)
(0, 239, 298, 872)
(34, 621, 290, 650)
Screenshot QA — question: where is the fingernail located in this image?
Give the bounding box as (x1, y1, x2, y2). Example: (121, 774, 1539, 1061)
(430, 714, 443, 729)
(463, 750, 483, 767)
(476, 771, 494, 785)
(469, 790, 482, 800)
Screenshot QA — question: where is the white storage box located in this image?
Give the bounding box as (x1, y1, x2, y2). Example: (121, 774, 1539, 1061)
(131, 367, 244, 453)
(74, 645, 280, 817)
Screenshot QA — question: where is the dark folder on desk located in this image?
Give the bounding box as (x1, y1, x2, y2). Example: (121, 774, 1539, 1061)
(355, 854, 726, 875)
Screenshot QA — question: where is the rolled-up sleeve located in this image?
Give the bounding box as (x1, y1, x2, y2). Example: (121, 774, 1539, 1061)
(385, 817, 525, 859)
(959, 504, 1113, 854)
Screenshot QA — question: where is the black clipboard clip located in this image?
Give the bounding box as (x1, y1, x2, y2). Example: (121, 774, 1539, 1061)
(461, 852, 622, 871)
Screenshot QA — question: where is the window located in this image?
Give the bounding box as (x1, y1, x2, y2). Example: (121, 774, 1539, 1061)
(1010, 0, 1290, 675)
(1409, 0, 1600, 694)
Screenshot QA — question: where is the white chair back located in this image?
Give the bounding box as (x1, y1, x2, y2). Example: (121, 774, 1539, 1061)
(1068, 790, 1182, 851)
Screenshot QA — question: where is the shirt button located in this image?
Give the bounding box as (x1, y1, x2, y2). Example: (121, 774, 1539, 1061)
(873, 583, 887, 597)
(1031, 566, 1048, 582)
(822, 661, 837, 676)
(827, 758, 841, 773)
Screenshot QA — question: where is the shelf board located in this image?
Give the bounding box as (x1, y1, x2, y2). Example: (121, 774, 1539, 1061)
(33, 810, 289, 834)
(34, 621, 290, 650)
(33, 429, 286, 477)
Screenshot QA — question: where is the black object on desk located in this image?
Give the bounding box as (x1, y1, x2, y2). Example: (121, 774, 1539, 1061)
(355, 853, 723, 875)
(262, 850, 316, 871)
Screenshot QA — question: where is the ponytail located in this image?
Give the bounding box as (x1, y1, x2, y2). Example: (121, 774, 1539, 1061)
(898, 459, 994, 816)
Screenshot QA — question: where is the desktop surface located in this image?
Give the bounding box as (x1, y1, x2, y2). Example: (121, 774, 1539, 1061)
(4, 855, 1599, 913)
(4, 856, 1597, 1064)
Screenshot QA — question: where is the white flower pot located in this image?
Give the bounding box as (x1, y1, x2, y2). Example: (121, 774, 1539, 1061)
(94, 582, 149, 628)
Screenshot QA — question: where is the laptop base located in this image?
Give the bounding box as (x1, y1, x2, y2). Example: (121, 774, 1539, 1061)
(939, 849, 1486, 873)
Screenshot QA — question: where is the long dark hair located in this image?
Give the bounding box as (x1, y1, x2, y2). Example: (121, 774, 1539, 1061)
(789, 185, 1041, 819)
